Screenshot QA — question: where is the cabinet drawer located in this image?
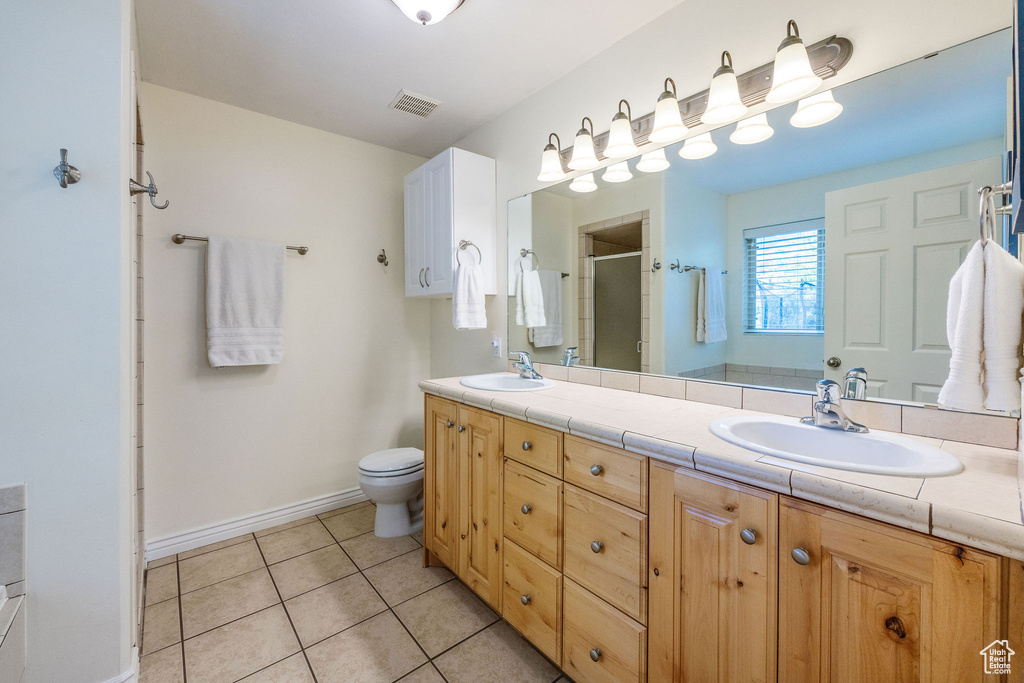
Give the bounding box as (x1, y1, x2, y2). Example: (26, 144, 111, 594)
(503, 459, 562, 569)
(502, 540, 562, 666)
(564, 436, 647, 511)
(505, 417, 562, 477)
(563, 484, 647, 623)
(563, 577, 646, 683)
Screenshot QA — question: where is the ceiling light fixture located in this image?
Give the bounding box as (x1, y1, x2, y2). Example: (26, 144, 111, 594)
(391, 0, 464, 25)
(730, 113, 774, 145)
(649, 78, 688, 143)
(537, 134, 567, 182)
(636, 148, 670, 173)
(701, 51, 747, 125)
(569, 173, 598, 193)
(604, 100, 639, 159)
(602, 161, 633, 183)
(766, 20, 823, 103)
(568, 118, 599, 171)
(679, 132, 718, 160)
(790, 90, 843, 127)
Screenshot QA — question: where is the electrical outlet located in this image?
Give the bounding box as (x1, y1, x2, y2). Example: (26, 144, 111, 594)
(491, 335, 502, 358)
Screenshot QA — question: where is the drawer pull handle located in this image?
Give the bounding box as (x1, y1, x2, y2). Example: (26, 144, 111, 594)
(590, 648, 602, 662)
(591, 540, 603, 554)
(590, 464, 603, 476)
(791, 547, 811, 565)
(457, 425, 465, 433)
(446, 420, 453, 428)
(521, 594, 531, 606)
(521, 504, 532, 515)
(522, 441, 532, 451)
(740, 528, 757, 545)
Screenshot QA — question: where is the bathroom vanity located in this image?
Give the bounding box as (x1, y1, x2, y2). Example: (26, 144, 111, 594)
(420, 375, 1024, 682)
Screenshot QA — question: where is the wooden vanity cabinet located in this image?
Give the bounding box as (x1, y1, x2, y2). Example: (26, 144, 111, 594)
(424, 395, 458, 568)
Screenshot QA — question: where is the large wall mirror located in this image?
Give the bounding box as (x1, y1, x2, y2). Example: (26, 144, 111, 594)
(508, 29, 1015, 410)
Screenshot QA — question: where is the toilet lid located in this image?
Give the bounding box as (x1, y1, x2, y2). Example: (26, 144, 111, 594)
(358, 448, 424, 475)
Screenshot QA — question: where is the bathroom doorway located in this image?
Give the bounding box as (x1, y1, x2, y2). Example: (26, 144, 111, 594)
(593, 252, 642, 371)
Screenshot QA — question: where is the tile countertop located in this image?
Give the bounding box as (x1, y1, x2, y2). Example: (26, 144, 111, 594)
(419, 375, 1024, 562)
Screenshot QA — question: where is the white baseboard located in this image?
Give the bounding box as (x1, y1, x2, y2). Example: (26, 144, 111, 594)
(144, 487, 368, 563)
(102, 647, 138, 682)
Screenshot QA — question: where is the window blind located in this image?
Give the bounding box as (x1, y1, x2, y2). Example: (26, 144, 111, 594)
(743, 221, 825, 334)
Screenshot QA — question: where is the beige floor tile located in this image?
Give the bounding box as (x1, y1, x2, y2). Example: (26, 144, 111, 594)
(284, 572, 387, 646)
(237, 653, 315, 682)
(148, 554, 176, 569)
(255, 515, 321, 538)
(145, 564, 178, 605)
(181, 568, 280, 638)
(321, 506, 377, 542)
(398, 663, 445, 682)
(139, 644, 183, 683)
(179, 539, 265, 593)
(363, 549, 453, 606)
(318, 500, 373, 520)
(434, 621, 559, 683)
(409, 528, 424, 546)
(142, 598, 180, 655)
(183, 605, 299, 683)
(340, 531, 420, 569)
(269, 545, 357, 600)
(306, 611, 427, 683)
(257, 522, 335, 565)
(394, 581, 498, 657)
(178, 534, 254, 561)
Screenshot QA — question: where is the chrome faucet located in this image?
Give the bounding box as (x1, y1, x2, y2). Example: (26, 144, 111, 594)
(801, 379, 868, 433)
(511, 351, 543, 380)
(843, 367, 868, 400)
(561, 347, 580, 367)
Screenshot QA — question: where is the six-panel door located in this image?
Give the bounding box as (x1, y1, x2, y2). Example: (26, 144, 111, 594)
(423, 395, 458, 568)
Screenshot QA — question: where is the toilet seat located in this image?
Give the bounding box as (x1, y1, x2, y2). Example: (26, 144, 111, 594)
(358, 448, 424, 478)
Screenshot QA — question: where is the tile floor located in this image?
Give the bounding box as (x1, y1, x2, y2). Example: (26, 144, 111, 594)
(139, 501, 568, 683)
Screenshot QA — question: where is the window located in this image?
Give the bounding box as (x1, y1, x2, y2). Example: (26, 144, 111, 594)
(743, 220, 824, 334)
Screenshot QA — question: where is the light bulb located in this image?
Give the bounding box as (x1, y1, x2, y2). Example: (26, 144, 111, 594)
(766, 20, 823, 103)
(679, 133, 717, 160)
(604, 100, 638, 159)
(730, 113, 774, 145)
(602, 162, 632, 183)
(569, 173, 597, 193)
(701, 51, 747, 125)
(568, 118, 599, 171)
(790, 90, 843, 128)
(649, 78, 688, 143)
(636, 149, 670, 173)
(537, 134, 566, 182)
(391, 0, 464, 25)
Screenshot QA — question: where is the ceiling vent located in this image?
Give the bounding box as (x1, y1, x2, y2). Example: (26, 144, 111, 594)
(389, 89, 441, 118)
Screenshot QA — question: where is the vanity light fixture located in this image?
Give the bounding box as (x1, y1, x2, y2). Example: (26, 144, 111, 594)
(569, 172, 598, 193)
(649, 78, 688, 143)
(790, 90, 843, 127)
(391, 0, 464, 25)
(730, 113, 774, 145)
(604, 100, 639, 159)
(766, 20, 823, 103)
(537, 133, 567, 182)
(679, 132, 718, 160)
(701, 52, 748, 125)
(602, 161, 633, 183)
(636, 148, 670, 173)
(567, 117, 600, 171)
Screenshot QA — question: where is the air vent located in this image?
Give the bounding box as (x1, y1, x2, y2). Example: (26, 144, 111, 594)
(389, 89, 441, 118)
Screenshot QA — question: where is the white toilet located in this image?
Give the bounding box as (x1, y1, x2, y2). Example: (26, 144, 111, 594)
(357, 447, 425, 538)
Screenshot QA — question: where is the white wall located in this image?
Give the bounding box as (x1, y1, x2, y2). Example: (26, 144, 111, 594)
(140, 84, 430, 540)
(0, 1, 137, 681)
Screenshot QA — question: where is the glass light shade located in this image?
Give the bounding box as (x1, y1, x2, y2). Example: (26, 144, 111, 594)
(569, 173, 598, 193)
(790, 90, 843, 128)
(649, 95, 687, 143)
(636, 149, 670, 173)
(568, 129, 599, 171)
(602, 162, 633, 183)
(537, 144, 566, 182)
(729, 113, 774, 145)
(701, 70, 747, 125)
(766, 41, 822, 103)
(604, 113, 638, 159)
(392, 0, 463, 25)
(679, 133, 718, 160)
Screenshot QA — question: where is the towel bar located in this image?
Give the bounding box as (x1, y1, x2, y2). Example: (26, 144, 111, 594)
(172, 233, 309, 255)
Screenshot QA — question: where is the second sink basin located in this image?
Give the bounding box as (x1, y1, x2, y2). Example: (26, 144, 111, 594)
(709, 415, 962, 477)
(460, 373, 556, 392)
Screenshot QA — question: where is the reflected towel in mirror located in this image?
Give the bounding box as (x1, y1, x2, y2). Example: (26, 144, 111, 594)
(697, 269, 727, 344)
(529, 270, 562, 347)
(515, 261, 546, 328)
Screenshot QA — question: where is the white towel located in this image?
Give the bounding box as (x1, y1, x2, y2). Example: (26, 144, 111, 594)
(982, 242, 1024, 411)
(452, 261, 487, 330)
(938, 242, 985, 410)
(206, 237, 285, 368)
(529, 270, 563, 347)
(515, 261, 546, 328)
(697, 269, 727, 343)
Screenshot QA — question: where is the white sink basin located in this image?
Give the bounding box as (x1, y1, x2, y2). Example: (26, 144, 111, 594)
(709, 415, 962, 477)
(460, 373, 556, 392)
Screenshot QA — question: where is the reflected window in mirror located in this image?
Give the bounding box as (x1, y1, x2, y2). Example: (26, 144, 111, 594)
(743, 220, 824, 334)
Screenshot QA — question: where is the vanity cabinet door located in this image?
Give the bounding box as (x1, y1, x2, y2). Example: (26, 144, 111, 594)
(457, 404, 504, 610)
(779, 496, 1002, 683)
(648, 463, 778, 683)
(424, 395, 458, 568)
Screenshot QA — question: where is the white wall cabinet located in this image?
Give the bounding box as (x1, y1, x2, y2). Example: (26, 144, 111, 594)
(404, 147, 496, 298)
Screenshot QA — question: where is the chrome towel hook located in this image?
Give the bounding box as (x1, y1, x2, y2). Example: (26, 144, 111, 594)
(129, 171, 169, 209)
(53, 149, 81, 188)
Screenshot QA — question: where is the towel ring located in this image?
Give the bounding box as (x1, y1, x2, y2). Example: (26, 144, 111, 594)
(517, 248, 540, 274)
(457, 240, 482, 265)
(979, 186, 998, 246)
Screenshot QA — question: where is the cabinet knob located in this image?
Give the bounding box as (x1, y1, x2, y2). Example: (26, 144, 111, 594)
(791, 547, 811, 565)
(590, 464, 603, 476)
(446, 420, 453, 428)
(591, 540, 603, 554)
(521, 504, 532, 515)
(740, 528, 757, 545)
(522, 441, 532, 451)
(457, 425, 465, 433)
(590, 648, 602, 662)
(521, 594, 531, 606)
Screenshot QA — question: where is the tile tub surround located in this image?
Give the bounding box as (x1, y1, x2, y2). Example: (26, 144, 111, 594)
(139, 501, 569, 683)
(421, 374, 1024, 561)
(0, 485, 26, 596)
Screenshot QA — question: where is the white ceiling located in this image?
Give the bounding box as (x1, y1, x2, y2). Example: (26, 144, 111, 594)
(135, 0, 684, 158)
